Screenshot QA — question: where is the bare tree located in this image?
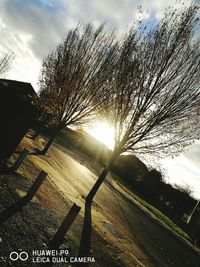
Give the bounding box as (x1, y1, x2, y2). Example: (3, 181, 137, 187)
(174, 184, 193, 197)
(0, 52, 14, 76)
(86, 3, 200, 201)
(39, 23, 117, 154)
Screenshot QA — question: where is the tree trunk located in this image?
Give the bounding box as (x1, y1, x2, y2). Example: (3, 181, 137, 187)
(41, 124, 63, 155)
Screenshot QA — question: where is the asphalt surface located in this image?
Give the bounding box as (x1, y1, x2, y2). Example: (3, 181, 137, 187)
(26, 139, 200, 267)
(104, 181, 200, 267)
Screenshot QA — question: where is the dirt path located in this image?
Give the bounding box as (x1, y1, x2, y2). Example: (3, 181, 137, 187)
(18, 136, 200, 267)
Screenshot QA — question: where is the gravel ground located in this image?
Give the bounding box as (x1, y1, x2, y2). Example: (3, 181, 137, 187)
(0, 150, 125, 267)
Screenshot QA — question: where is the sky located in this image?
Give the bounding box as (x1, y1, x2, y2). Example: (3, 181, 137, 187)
(0, 0, 199, 198)
(159, 142, 200, 199)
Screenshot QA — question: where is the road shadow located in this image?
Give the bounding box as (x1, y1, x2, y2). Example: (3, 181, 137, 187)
(29, 148, 44, 155)
(26, 134, 34, 139)
(78, 199, 92, 266)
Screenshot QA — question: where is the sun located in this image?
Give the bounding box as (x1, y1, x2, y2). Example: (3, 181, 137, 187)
(87, 120, 115, 150)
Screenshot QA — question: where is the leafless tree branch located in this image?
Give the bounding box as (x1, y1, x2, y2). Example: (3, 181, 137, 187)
(0, 52, 14, 76)
(87, 3, 200, 202)
(39, 23, 118, 153)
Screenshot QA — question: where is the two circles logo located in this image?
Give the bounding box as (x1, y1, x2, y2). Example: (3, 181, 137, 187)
(9, 251, 29, 261)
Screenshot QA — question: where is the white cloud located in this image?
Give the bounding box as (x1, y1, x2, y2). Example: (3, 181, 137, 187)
(161, 142, 200, 199)
(0, 0, 76, 89)
(0, 0, 193, 89)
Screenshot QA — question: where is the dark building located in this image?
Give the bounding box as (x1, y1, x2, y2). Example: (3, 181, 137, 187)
(188, 201, 200, 246)
(0, 79, 38, 160)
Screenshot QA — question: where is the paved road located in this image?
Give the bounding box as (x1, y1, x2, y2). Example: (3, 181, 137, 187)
(105, 182, 200, 267)
(27, 139, 200, 267)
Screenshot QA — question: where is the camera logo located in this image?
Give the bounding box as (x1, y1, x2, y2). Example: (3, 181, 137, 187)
(9, 251, 29, 261)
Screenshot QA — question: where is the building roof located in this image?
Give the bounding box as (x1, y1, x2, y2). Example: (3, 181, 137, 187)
(0, 79, 37, 100)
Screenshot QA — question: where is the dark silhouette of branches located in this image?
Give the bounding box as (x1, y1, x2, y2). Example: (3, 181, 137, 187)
(0, 52, 14, 76)
(174, 184, 193, 197)
(39, 23, 117, 154)
(87, 3, 200, 201)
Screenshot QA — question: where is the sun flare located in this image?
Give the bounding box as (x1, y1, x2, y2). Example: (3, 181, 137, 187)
(87, 121, 115, 150)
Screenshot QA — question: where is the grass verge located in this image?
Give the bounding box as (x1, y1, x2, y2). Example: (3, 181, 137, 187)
(111, 172, 191, 242)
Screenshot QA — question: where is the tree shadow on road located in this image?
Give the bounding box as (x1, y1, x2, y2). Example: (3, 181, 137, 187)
(29, 148, 45, 155)
(78, 199, 92, 266)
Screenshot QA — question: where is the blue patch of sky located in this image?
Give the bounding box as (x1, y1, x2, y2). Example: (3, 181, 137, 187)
(33, 0, 67, 13)
(136, 10, 158, 35)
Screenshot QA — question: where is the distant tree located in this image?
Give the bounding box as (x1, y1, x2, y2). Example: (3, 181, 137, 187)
(174, 184, 193, 197)
(39, 23, 117, 154)
(87, 4, 200, 202)
(160, 183, 195, 216)
(138, 169, 163, 200)
(0, 52, 14, 76)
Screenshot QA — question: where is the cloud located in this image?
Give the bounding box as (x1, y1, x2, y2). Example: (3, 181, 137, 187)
(0, 0, 72, 59)
(0, 0, 193, 88)
(184, 142, 200, 167)
(160, 142, 200, 199)
(0, 0, 76, 88)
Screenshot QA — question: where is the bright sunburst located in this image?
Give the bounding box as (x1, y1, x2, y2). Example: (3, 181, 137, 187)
(87, 120, 115, 150)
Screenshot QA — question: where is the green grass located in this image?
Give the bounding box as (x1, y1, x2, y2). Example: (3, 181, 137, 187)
(111, 172, 191, 242)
